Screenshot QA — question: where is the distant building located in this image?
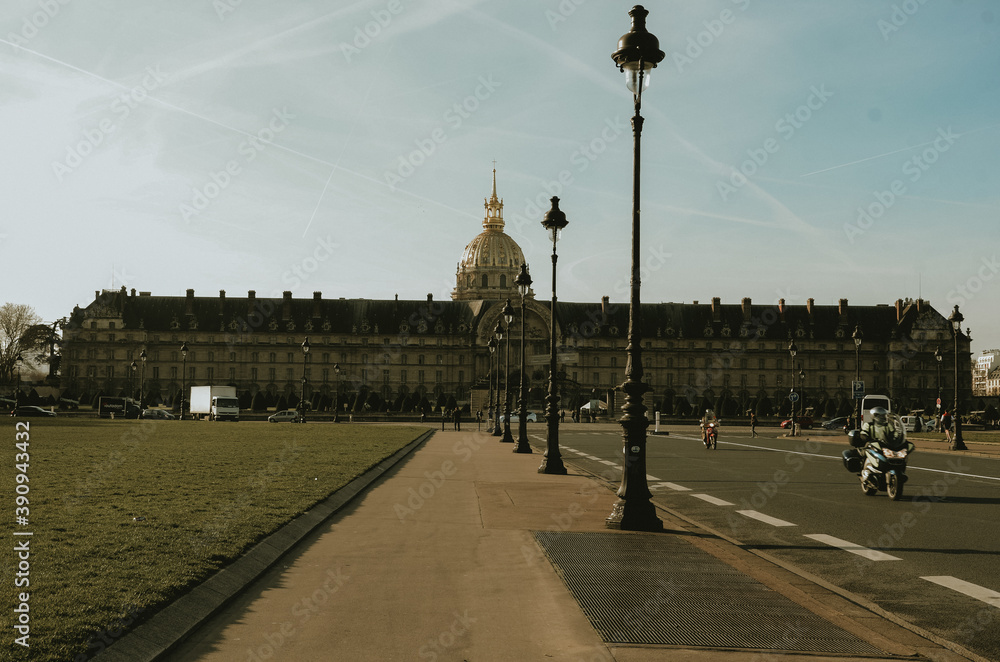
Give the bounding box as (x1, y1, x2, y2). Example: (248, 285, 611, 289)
(58, 172, 973, 418)
(974, 350, 1000, 397)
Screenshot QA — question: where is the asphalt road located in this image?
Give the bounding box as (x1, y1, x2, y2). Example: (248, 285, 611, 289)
(534, 424, 1000, 662)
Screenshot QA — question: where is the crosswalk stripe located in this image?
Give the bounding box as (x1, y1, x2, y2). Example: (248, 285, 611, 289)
(651, 482, 690, 492)
(737, 510, 797, 527)
(921, 576, 1000, 608)
(804, 534, 901, 561)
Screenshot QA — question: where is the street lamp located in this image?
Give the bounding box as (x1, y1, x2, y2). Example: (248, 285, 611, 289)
(788, 340, 798, 436)
(539, 197, 568, 474)
(139, 348, 147, 409)
(300, 337, 310, 424)
(934, 346, 942, 416)
(606, 5, 664, 531)
(14, 354, 23, 408)
(130, 360, 137, 403)
(514, 264, 533, 453)
(488, 337, 497, 433)
(180, 341, 188, 420)
(333, 363, 341, 422)
(501, 299, 516, 444)
(852, 326, 863, 430)
(493, 319, 504, 436)
(949, 305, 967, 450)
(799, 368, 805, 423)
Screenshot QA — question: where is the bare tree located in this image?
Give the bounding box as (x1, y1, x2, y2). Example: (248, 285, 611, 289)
(0, 303, 47, 388)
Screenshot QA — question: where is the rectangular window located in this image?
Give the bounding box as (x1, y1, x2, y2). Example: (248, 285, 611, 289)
(436, 370, 443, 383)
(383, 370, 390, 384)
(153, 367, 160, 380)
(418, 370, 425, 384)
(229, 368, 236, 382)
(230, 352, 236, 362)
(286, 368, 294, 380)
(207, 367, 214, 381)
(268, 368, 276, 382)
(401, 370, 407, 383)
(251, 367, 258, 381)
(593, 372, 600, 385)
(170, 367, 178, 380)
(189, 367, 195, 381)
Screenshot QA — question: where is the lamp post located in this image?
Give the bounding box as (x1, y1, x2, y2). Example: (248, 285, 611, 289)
(788, 340, 798, 436)
(493, 319, 504, 436)
(949, 305, 967, 450)
(501, 299, 516, 444)
(799, 368, 805, 423)
(934, 346, 942, 417)
(488, 337, 497, 433)
(180, 341, 188, 420)
(333, 363, 341, 422)
(130, 360, 137, 408)
(606, 5, 664, 531)
(14, 354, 23, 409)
(852, 326, 863, 430)
(300, 337, 310, 424)
(514, 265, 533, 453)
(139, 348, 147, 409)
(539, 197, 568, 474)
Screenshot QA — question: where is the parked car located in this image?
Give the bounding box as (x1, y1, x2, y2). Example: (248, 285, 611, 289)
(268, 410, 300, 423)
(780, 416, 813, 429)
(499, 412, 537, 424)
(141, 408, 176, 420)
(900, 415, 935, 432)
(821, 417, 850, 431)
(11, 406, 56, 417)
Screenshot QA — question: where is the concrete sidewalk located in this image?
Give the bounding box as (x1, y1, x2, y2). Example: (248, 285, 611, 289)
(150, 426, 986, 662)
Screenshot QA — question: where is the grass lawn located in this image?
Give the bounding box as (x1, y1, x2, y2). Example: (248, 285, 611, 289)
(1, 419, 427, 662)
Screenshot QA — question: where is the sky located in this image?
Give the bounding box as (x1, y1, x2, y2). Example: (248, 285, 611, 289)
(2, 0, 998, 355)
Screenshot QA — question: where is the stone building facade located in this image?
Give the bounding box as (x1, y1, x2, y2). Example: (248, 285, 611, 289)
(58, 172, 973, 418)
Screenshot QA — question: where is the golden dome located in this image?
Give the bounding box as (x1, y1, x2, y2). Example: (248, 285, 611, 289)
(452, 168, 530, 301)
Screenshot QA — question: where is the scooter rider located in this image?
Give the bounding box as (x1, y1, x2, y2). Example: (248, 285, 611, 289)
(700, 409, 719, 445)
(860, 406, 898, 446)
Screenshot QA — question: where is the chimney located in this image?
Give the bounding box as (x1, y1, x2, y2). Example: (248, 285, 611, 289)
(807, 298, 814, 317)
(312, 291, 322, 318)
(741, 297, 751, 321)
(896, 298, 903, 321)
(247, 290, 256, 317)
(712, 297, 721, 322)
(185, 289, 194, 316)
(601, 296, 609, 315)
(778, 298, 785, 314)
(427, 293, 433, 303)
(219, 290, 226, 315)
(282, 291, 293, 320)
(130, 288, 136, 297)
(838, 298, 848, 325)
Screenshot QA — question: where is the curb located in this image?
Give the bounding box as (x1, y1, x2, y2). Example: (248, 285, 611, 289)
(92, 429, 435, 662)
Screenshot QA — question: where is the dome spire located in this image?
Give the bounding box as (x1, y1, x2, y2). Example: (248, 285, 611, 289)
(483, 162, 504, 231)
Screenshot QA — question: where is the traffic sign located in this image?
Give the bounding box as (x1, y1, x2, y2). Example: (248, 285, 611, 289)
(789, 392, 800, 403)
(852, 380, 865, 400)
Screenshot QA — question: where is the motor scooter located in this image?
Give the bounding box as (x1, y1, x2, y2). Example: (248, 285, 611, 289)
(704, 422, 718, 450)
(841, 412, 914, 500)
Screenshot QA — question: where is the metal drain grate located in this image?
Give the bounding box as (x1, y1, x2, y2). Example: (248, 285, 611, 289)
(534, 531, 885, 654)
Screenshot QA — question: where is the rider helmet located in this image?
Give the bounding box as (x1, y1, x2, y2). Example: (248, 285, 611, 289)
(870, 406, 887, 425)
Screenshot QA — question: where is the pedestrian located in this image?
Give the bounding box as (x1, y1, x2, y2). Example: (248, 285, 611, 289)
(941, 410, 953, 443)
(750, 412, 758, 438)
(441, 408, 447, 431)
(476, 409, 482, 431)
(453, 407, 461, 431)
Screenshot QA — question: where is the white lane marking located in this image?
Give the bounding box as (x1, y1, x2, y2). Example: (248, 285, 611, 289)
(804, 534, 902, 561)
(599, 460, 617, 467)
(691, 494, 734, 506)
(646, 474, 658, 481)
(716, 441, 1000, 482)
(737, 510, 797, 527)
(921, 576, 1000, 608)
(651, 482, 690, 492)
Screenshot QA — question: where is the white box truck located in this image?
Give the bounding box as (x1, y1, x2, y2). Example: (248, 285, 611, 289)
(190, 386, 240, 421)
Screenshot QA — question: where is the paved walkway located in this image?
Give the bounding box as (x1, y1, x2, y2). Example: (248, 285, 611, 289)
(149, 424, 992, 662)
